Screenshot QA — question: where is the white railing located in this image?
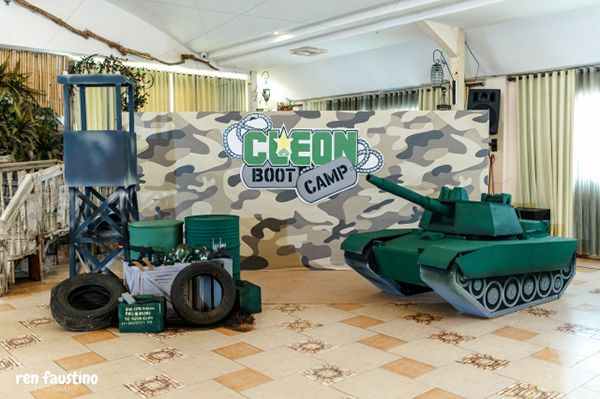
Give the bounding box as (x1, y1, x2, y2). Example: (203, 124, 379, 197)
(0, 162, 68, 295)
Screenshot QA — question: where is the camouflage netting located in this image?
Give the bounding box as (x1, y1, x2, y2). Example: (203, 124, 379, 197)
(134, 111, 489, 270)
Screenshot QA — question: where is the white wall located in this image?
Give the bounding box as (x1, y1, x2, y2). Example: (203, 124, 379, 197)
(465, 3, 600, 77)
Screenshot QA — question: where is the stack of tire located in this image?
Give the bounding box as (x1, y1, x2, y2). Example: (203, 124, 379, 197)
(51, 262, 236, 331)
(51, 274, 124, 331)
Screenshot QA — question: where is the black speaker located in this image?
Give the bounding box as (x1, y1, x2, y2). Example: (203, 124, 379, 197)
(467, 89, 500, 135)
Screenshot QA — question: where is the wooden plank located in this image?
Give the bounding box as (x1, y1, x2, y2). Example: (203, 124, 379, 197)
(0, 160, 60, 173)
(0, 174, 35, 235)
(36, 165, 63, 181)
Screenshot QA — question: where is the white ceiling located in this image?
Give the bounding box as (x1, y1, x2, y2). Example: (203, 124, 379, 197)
(107, 0, 600, 71)
(5, 0, 600, 100)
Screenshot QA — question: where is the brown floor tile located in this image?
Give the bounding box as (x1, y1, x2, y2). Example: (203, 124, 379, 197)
(55, 351, 106, 371)
(1, 334, 41, 350)
(19, 316, 56, 328)
(302, 364, 356, 385)
(213, 342, 263, 360)
(404, 312, 443, 325)
(72, 330, 118, 345)
(359, 334, 407, 350)
(213, 368, 272, 392)
(214, 326, 242, 336)
(138, 347, 184, 365)
(414, 388, 464, 399)
(456, 353, 510, 371)
(342, 315, 384, 329)
(282, 319, 322, 332)
(382, 358, 436, 378)
(492, 326, 538, 341)
(532, 348, 580, 366)
(124, 374, 181, 398)
(30, 384, 92, 399)
(328, 303, 365, 311)
(0, 355, 22, 371)
(0, 303, 15, 312)
(572, 279, 587, 285)
(497, 382, 561, 399)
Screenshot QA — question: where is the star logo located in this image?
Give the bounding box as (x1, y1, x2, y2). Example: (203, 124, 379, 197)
(275, 127, 292, 156)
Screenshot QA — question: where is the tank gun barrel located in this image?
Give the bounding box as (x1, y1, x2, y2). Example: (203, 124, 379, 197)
(366, 174, 451, 217)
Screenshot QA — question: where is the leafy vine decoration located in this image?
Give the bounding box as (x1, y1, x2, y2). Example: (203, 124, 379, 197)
(69, 55, 155, 112)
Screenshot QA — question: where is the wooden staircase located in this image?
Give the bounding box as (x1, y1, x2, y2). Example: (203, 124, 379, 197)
(0, 161, 68, 295)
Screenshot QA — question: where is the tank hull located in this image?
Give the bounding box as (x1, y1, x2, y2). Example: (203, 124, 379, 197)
(342, 229, 577, 317)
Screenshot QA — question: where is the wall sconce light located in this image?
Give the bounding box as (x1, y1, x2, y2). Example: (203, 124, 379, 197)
(430, 49, 455, 106)
(261, 71, 270, 103)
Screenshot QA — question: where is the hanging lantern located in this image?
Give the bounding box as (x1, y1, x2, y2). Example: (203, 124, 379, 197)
(430, 62, 444, 88)
(430, 49, 456, 105)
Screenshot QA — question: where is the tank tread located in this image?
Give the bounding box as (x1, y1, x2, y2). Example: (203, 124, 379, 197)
(345, 251, 431, 296)
(420, 259, 576, 318)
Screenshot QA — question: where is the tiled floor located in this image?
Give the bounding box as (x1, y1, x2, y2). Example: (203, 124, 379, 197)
(1, 261, 600, 398)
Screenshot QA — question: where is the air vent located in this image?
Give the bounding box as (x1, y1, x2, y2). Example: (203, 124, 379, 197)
(290, 46, 327, 57)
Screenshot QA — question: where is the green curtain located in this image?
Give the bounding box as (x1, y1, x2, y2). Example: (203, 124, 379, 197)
(516, 70, 575, 237)
(573, 67, 600, 255)
(303, 89, 419, 111)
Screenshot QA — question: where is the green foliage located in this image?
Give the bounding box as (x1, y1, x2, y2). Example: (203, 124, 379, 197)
(69, 55, 153, 111)
(0, 60, 62, 162)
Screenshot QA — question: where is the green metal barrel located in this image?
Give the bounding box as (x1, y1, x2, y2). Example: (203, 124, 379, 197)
(185, 215, 241, 280)
(128, 219, 183, 259)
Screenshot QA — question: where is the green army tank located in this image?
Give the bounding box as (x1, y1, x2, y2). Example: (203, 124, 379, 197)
(342, 174, 577, 318)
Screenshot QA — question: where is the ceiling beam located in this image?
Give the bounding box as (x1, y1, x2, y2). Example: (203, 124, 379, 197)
(417, 20, 460, 57)
(216, 0, 505, 66)
(209, 0, 443, 60)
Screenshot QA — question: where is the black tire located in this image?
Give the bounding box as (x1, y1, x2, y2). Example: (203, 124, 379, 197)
(51, 273, 125, 332)
(170, 262, 236, 326)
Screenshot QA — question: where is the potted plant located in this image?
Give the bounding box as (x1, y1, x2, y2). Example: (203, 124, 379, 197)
(0, 60, 62, 162)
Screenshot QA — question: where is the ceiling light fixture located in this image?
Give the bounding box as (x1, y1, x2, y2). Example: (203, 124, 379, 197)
(290, 46, 327, 57)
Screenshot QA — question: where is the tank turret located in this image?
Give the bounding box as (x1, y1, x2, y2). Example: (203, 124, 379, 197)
(367, 174, 523, 237)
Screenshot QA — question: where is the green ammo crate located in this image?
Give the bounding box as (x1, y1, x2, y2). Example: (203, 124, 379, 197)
(236, 280, 262, 314)
(118, 295, 166, 333)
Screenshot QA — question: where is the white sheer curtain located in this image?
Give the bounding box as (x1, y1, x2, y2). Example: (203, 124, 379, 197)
(573, 67, 600, 255)
(303, 90, 419, 111)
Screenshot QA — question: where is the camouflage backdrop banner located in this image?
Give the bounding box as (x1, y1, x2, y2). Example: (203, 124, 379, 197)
(134, 111, 489, 270)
